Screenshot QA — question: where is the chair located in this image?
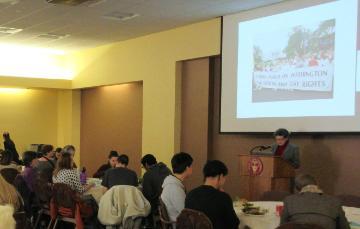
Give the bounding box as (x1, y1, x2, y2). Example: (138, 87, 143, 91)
(0, 168, 19, 184)
(158, 198, 175, 229)
(98, 185, 151, 228)
(13, 175, 34, 218)
(176, 208, 213, 229)
(336, 195, 360, 208)
(33, 204, 52, 229)
(33, 175, 53, 229)
(260, 191, 291, 201)
(49, 183, 83, 229)
(13, 211, 29, 229)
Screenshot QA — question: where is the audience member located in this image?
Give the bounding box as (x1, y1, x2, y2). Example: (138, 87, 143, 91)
(141, 154, 171, 213)
(185, 160, 240, 229)
(36, 144, 55, 182)
(101, 154, 138, 190)
(0, 174, 21, 211)
(2, 132, 20, 164)
(280, 174, 350, 229)
(53, 153, 94, 194)
(0, 149, 21, 171)
(36, 144, 44, 158)
(22, 151, 38, 192)
(93, 150, 118, 178)
(161, 152, 193, 224)
(54, 147, 62, 162)
(0, 205, 16, 229)
(62, 145, 77, 168)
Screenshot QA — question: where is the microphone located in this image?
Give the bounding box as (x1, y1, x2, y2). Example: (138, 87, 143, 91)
(260, 145, 271, 150)
(250, 145, 272, 154)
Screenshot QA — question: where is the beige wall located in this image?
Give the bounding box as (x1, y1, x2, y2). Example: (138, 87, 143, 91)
(80, 83, 143, 176)
(0, 88, 79, 159)
(69, 19, 221, 166)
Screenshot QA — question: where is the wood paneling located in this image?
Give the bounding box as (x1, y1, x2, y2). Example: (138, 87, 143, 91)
(180, 58, 211, 191)
(80, 83, 143, 177)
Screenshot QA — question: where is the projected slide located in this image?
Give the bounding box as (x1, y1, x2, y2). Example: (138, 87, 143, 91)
(252, 19, 335, 103)
(221, 0, 360, 132)
(236, 0, 357, 118)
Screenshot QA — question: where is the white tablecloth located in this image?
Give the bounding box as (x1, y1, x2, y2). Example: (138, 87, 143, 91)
(234, 201, 360, 229)
(84, 185, 105, 204)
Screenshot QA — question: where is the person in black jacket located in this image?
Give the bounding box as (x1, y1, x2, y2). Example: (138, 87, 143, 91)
(93, 150, 118, 178)
(141, 154, 171, 214)
(3, 132, 20, 164)
(185, 160, 240, 229)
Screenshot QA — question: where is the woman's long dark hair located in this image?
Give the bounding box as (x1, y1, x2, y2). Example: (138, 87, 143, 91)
(53, 153, 73, 177)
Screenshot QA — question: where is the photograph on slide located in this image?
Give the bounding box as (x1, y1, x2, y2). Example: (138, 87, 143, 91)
(252, 19, 336, 103)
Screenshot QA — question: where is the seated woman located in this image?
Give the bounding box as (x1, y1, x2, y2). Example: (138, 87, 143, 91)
(54, 147, 62, 163)
(36, 145, 56, 183)
(52, 153, 99, 227)
(0, 174, 22, 212)
(53, 153, 94, 194)
(22, 151, 38, 192)
(62, 145, 77, 168)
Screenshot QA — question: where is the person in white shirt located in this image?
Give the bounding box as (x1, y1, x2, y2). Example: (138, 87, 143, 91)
(161, 152, 193, 226)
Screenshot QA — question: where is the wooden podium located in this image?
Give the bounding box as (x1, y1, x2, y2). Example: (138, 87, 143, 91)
(238, 154, 295, 200)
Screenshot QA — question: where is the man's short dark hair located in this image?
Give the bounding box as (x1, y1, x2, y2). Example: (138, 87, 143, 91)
(141, 154, 157, 167)
(274, 128, 290, 138)
(41, 145, 54, 156)
(23, 151, 37, 167)
(108, 150, 118, 159)
(171, 152, 193, 174)
(295, 174, 317, 191)
(118, 154, 129, 166)
(203, 160, 228, 178)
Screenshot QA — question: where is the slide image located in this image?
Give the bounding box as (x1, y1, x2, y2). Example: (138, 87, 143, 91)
(252, 19, 336, 103)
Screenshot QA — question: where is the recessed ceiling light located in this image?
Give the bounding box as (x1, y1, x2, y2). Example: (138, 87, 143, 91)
(45, 0, 101, 6)
(0, 0, 19, 5)
(102, 12, 139, 21)
(37, 33, 69, 40)
(0, 26, 22, 35)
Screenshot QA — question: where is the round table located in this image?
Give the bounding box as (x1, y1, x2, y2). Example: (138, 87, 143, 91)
(234, 201, 281, 229)
(84, 185, 105, 204)
(234, 201, 360, 229)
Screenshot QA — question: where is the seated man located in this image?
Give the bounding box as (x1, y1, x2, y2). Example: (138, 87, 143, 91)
(101, 154, 138, 190)
(93, 150, 118, 179)
(161, 152, 193, 224)
(141, 154, 171, 213)
(185, 160, 240, 229)
(280, 174, 350, 229)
